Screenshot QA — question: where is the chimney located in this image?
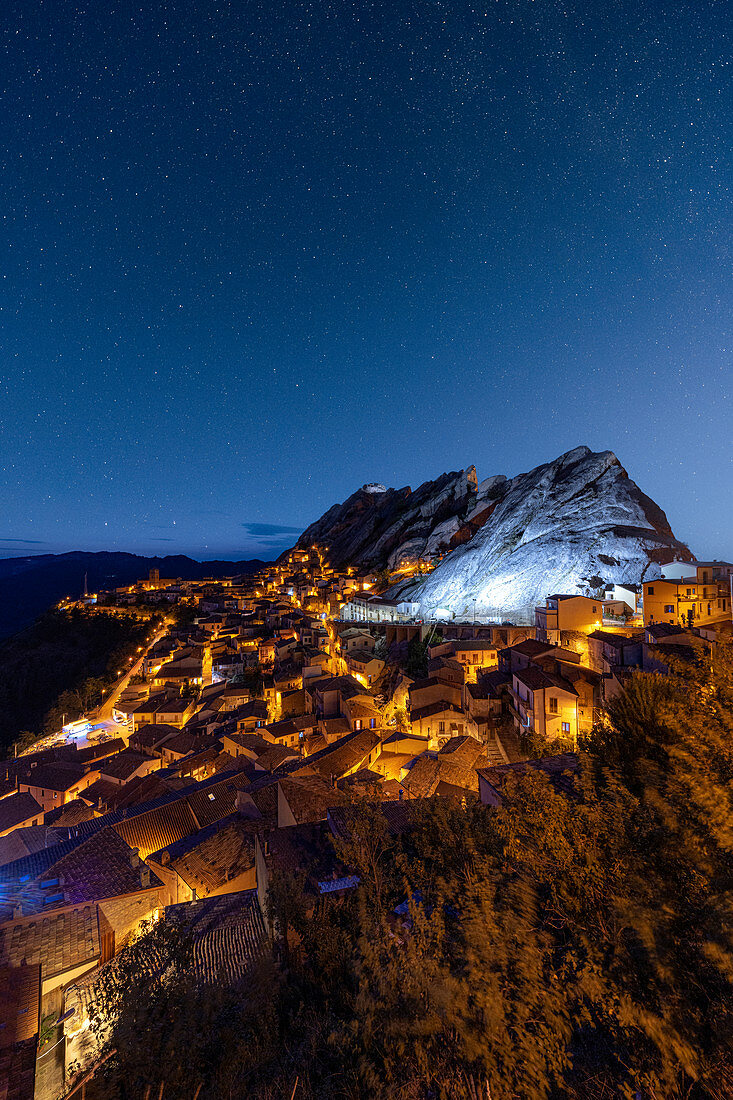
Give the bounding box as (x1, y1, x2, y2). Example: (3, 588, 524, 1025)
(129, 847, 140, 869)
(140, 866, 151, 888)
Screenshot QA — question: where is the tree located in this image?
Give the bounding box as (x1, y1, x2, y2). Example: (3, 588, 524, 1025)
(406, 635, 432, 679)
(393, 703, 410, 733)
(330, 793, 395, 917)
(74, 917, 283, 1100)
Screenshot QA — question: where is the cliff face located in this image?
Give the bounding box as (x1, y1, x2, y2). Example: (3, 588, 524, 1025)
(295, 468, 480, 571)
(296, 446, 693, 620)
(403, 447, 693, 621)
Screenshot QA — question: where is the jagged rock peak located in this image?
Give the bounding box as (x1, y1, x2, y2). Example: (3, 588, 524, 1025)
(290, 447, 691, 620)
(295, 467, 480, 571)
(407, 446, 691, 621)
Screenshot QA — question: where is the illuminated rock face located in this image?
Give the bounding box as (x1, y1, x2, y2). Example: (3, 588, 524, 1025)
(294, 447, 692, 621)
(407, 447, 693, 622)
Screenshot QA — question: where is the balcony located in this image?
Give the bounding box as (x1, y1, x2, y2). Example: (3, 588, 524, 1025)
(508, 688, 532, 729)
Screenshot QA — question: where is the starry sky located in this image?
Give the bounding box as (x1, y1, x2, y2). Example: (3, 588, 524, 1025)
(2, 0, 731, 561)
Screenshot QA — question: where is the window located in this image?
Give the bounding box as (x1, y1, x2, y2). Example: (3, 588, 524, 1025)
(592, 605, 597, 613)
(370, 718, 376, 728)
(561, 722, 571, 734)
(664, 605, 674, 613)
(438, 721, 445, 733)
(473, 653, 478, 663)
(647, 586, 654, 595)
(354, 719, 362, 730)
(548, 697, 558, 714)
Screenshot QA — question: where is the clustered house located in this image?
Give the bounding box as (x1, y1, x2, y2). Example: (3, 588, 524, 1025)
(0, 544, 730, 1098)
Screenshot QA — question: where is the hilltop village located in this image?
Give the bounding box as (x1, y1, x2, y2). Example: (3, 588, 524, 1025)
(0, 546, 731, 1098)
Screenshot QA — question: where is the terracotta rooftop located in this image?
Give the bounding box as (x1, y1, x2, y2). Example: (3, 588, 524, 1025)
(99, 751, 152, 782)
(113, 799, 199, 859)
(104, 773, 184, 812)
(409, 701, 465, 723)
(477, 753, 580, 802)
(17, 763, 87, 794)
(0, 827, 60, 871)
(0, 963, 40, 1044)
(0, 795, 43, 835)
(165, 890, 266, 985)
(78, 778, 125, 811)
(0, 905, 100, 979)
(222, 732, 271, 755)
(42, 827, 161, 907)
(588, 630, 644, 647)
(256, 745, 298, 772)
(296, 729, 381, 782)
(75, 738, 126, 764)
(500, 639, 555, 658)
(185, 773, 251, 830)
(437, 735, 486, 767)
(319, 718, 351, 737)
(513, 666, 563, 692)
(160, 732, 199, 758)
(0, 826, 161, 922)
(0, 963, 40, 1100)
(43, 799, 96, 827)
(401, 751, 484, 799)
(278, 773, 348, 824)
(130, 724, 180, 751)
(150, 816, 256, 897)
(346, 698, 381, 717)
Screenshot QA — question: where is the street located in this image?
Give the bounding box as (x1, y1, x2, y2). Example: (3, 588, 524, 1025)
(19, 621, 169, 756)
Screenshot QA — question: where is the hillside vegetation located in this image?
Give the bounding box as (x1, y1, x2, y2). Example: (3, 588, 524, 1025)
(0, 607, 157, 754)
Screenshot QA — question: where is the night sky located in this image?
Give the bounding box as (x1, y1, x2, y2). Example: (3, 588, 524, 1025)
(2, 1, 731, 561)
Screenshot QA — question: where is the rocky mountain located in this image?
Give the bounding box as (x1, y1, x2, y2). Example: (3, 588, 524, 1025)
(294, 468, 482, 572)
(297, 447, 693, 621)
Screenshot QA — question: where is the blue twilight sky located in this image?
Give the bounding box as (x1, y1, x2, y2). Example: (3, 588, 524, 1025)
(1, 0, 731, 561)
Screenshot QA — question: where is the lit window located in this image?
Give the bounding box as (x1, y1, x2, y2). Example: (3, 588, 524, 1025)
(561, 722, 570, 733)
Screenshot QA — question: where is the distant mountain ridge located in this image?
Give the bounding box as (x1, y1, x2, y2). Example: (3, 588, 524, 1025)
(293, 446, 694, 621)
(0, 552, 269, 639)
